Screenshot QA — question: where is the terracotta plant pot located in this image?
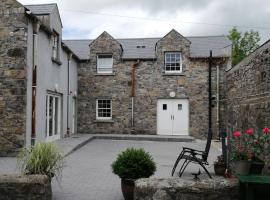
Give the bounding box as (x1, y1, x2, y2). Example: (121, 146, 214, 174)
(234, 160, 251, 175)
(214, 164, 226, 176)
(250, 157, 265, 175)
(121, 179, 135, 200)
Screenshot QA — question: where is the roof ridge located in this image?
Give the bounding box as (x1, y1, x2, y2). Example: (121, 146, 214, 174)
(187, 35, 228, 38)
(64, 35, 229, 41)
(24, 3, 57, 6)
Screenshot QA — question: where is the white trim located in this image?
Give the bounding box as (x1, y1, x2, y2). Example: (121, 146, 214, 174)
(45, 93, 61, 142)
(97, 55, 113, 74)
(96, 99, 112, 120)
(164, 52, 182, 73)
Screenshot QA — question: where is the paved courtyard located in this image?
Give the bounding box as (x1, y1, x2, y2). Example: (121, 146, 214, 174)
(52, 139, 220, 200)
(0, 139, 221, 200)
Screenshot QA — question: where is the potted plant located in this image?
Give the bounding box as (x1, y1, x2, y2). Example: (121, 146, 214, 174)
(214, 155, 226, 176)
(230, 131, 252, 175)
(245, 127, 270, 174)
(112, 148, 156, 200)
(17, 142, 64, 181)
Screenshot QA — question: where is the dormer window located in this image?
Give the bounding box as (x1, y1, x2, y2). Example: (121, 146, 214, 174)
(52, 31, 60, 60)
(97, 54, 113, 74)
(165, 52, 182, 73)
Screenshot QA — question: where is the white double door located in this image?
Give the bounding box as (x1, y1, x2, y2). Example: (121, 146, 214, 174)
(157, 99, 189, 135)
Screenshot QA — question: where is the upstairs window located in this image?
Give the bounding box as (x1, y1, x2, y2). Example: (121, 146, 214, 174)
(165, 52, 182, 73)
(96, 99, 112, 120)
(97, 54, 113, 74)
(52, 31, 60, 60)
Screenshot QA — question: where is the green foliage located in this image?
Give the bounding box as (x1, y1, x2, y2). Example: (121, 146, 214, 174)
(17, 142, 64, 180)
(112, 148, 156, 180)
(228, 27, 260, 66)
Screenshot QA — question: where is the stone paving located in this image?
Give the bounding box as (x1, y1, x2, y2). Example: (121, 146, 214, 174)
(52, 139, 220, 200)
(0, 138, 221, 200)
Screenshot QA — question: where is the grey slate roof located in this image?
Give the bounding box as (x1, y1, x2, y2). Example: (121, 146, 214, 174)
(24, 4, 56, 15)
(63, 36, 231, 60)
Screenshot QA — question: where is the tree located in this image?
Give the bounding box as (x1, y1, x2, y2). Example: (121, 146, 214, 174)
(228, 27, 260, 66)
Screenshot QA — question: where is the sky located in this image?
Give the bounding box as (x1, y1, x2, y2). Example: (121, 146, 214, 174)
(18, 0, 270, 43)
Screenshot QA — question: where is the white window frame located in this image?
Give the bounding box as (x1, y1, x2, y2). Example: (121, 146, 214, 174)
(52, 32, 59, 60)
(97, 54, 113, 74)
(164, 52, 182, 73)
(96, 99, 112, 120)
(45, 93, 61, 142)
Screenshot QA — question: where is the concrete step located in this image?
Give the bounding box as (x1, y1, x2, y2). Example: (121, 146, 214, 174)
(89, 134, 195, 142)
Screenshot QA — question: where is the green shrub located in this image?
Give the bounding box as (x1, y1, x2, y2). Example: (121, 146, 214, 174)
(112, 148, 156, 180)
(17, 142, 64, 180)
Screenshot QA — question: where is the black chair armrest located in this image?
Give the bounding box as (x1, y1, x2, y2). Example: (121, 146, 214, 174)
(183, 147, 205, 154)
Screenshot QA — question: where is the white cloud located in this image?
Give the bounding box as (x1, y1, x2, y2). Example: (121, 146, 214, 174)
(18, 0, 270, 42)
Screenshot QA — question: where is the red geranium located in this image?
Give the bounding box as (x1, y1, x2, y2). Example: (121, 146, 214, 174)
(263, 127, 269, 134)
(245, 128, 254, 135)
(233, 131, 241, 137)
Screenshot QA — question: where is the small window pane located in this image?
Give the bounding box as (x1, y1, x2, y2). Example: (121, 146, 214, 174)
(97, 99, 112, 119)
(178, 104, 182, 110)
(163, 104, 167, 110)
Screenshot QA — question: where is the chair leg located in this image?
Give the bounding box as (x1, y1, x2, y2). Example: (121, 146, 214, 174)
(171, 150, 184, 176)
(179, 160, 191, 177)
(192, 156, 212, 179)
(178, 158, 188, 176)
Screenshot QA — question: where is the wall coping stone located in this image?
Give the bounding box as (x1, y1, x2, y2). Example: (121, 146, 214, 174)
(135, 177, 239, 200)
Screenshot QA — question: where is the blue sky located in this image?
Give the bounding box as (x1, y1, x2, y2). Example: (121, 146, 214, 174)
(18, 0, 270, 43)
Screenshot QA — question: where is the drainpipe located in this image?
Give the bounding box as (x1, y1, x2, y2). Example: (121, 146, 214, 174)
(131, 60, 140, 129)
(66, 53, 72, 137)
(31, 22, 40, 146)
(208, 50, 213, 139)
(216, 65, 220, 139)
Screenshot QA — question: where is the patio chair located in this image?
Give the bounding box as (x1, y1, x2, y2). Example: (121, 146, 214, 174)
(171, 131, 212, 178)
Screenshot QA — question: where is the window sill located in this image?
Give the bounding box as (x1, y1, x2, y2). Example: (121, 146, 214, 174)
(162, 73, 185, 76)
(94, 119, 114, 123)
(94, 73, 116, 76)
(52, 57, 62, 66)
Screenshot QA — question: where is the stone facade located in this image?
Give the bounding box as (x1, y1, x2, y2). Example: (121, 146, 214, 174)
(0, 175, 51, 200)
(77, 30, 229, 138)
(134, 177, 239, 200)
(226, 40, 270, 135)
(0, 0, 28, 156)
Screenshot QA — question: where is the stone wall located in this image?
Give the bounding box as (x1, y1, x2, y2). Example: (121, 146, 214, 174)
(134, 177, 239, 200)
(77, 30, 229, 138)
(0, 0, 28, 156)
(226, 40, 270, 135)
(0, 175, 51, 200)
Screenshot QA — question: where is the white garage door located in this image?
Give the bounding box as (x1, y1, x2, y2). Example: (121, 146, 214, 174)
(157, 99, 189, 135)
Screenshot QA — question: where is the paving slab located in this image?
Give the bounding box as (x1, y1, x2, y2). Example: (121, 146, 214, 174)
(52, 139, 221, 200)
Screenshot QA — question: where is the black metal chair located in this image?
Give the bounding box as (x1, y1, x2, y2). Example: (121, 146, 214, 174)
(171, 131, 212, 178)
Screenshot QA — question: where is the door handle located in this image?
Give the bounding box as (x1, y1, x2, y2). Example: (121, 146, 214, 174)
(173, 115, 174, 120)
(171, 115, 172, 120)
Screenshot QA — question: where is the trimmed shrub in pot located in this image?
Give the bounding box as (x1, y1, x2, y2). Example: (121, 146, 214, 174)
(17, 142, 64, 181)
(112, 148, 156, 200)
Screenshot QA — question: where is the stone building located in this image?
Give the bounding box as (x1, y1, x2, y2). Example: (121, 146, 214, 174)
(0, 0, 232, 156)
(226, 40, 270, 135)
(0, 0, 78, 156)
(65, 31, 231, 138)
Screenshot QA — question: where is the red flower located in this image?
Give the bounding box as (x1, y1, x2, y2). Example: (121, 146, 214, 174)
(263, 127, 269, 134)
(233, 131, 241, 137)
(245, 128, 254, 135)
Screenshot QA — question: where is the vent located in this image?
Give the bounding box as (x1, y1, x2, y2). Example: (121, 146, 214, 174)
(136, 45, 146, 49)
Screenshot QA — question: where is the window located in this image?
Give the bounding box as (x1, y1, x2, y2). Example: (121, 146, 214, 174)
(96, 99, 112, 120)
(45, 93, 61, 140)
(163, 104, 167, 110)
(165, 52, 182, 73)
(52, 32, 59, 60)
(97, 54, 113, 74)
(178, 104, 182, 110)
